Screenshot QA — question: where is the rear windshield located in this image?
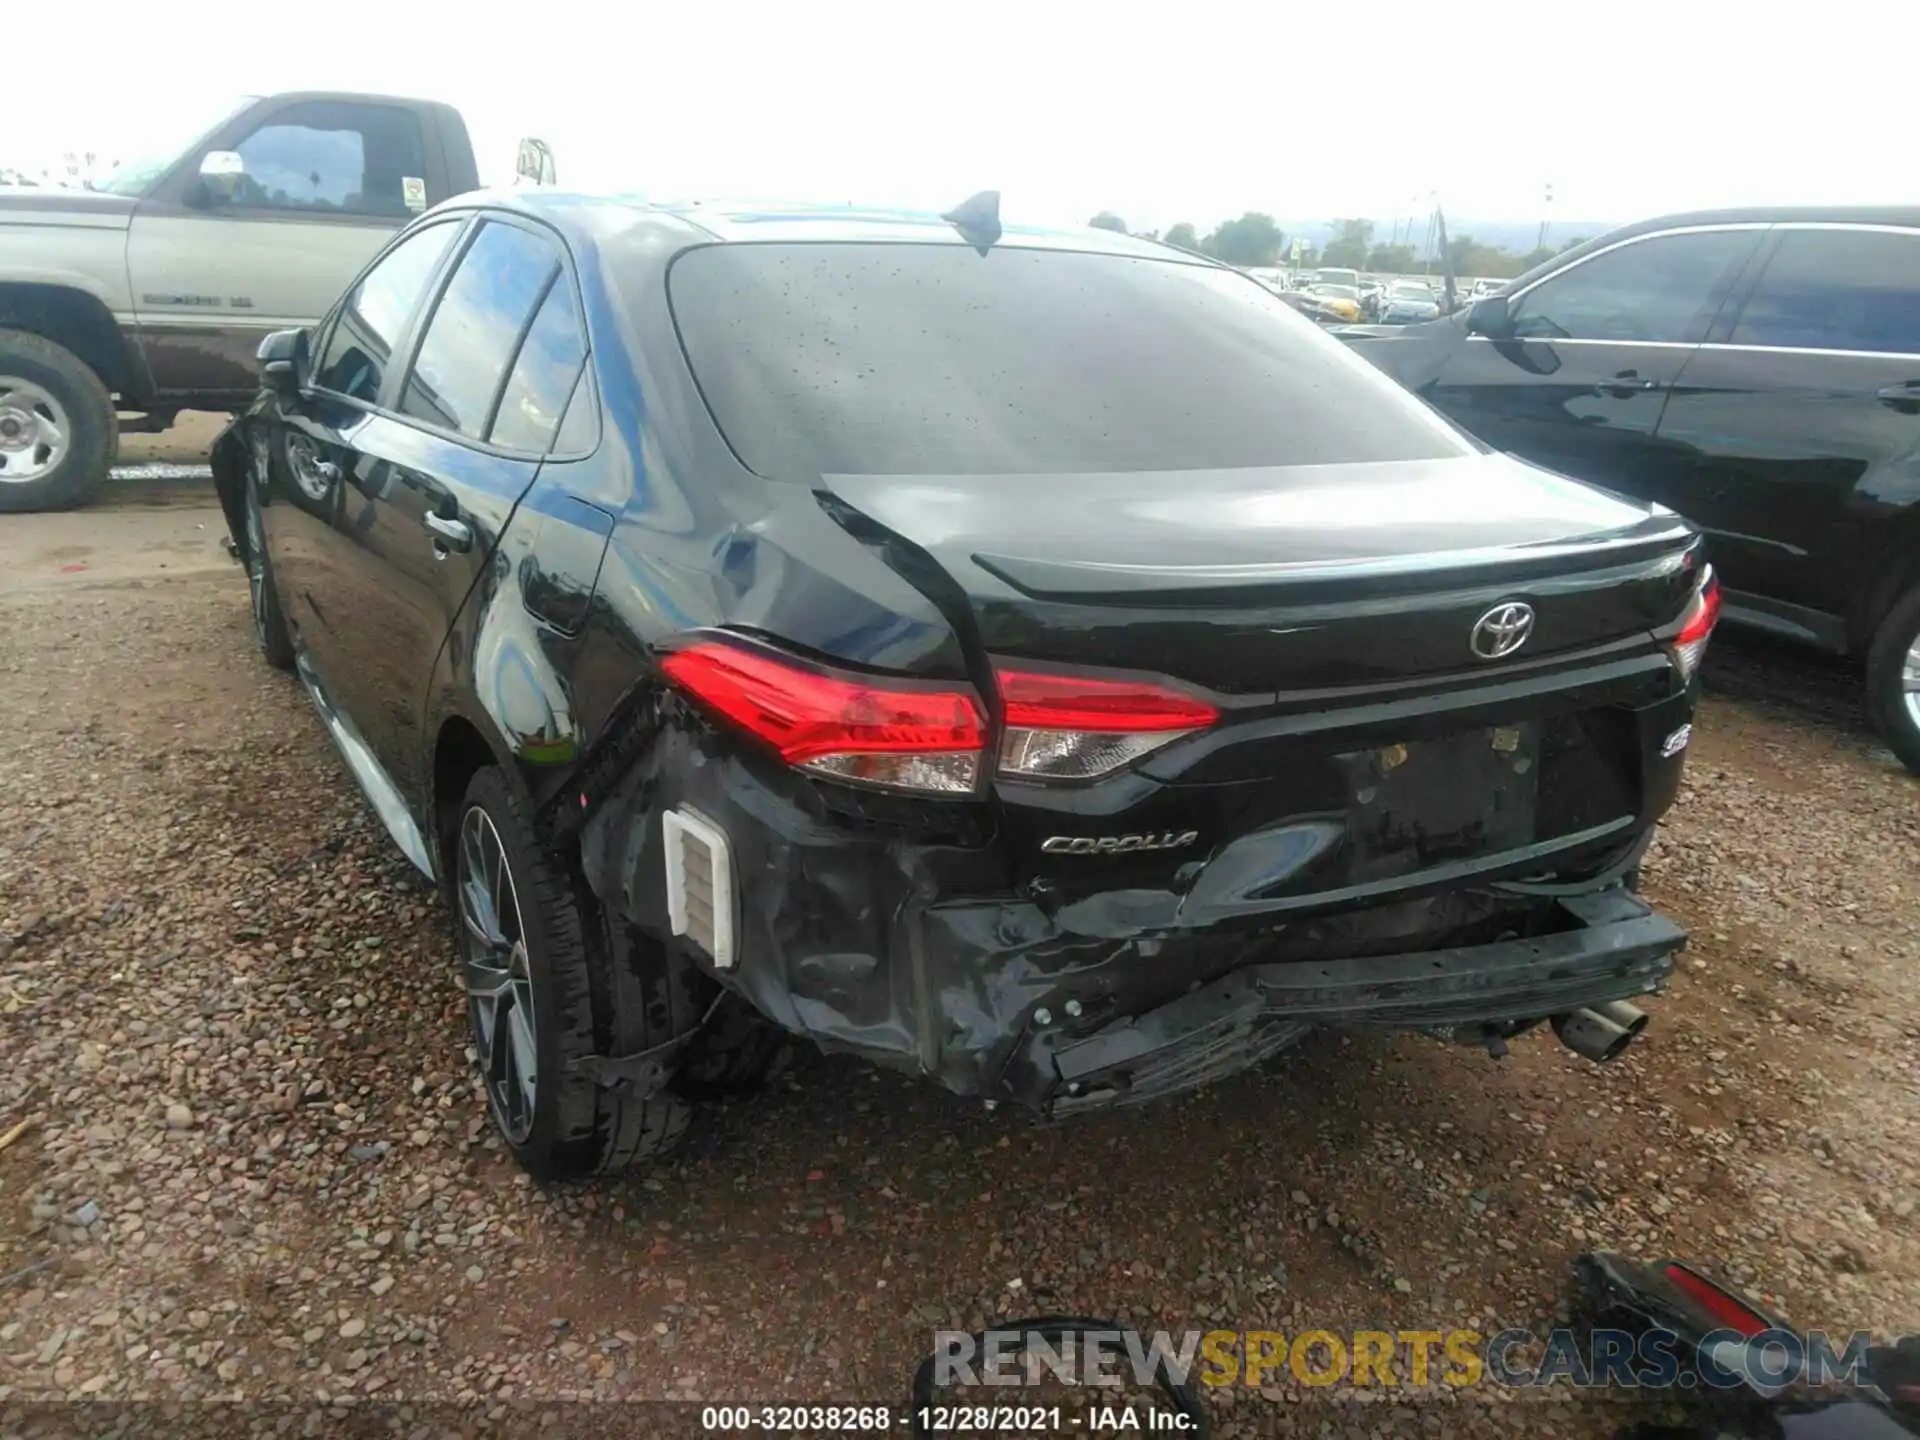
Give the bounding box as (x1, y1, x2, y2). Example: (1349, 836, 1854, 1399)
(666, 242, 1467, 478)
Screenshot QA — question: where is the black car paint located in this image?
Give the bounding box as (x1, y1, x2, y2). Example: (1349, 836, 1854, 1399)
(214, 196, 1705, 1114)
(1337, 207, 1920, 657)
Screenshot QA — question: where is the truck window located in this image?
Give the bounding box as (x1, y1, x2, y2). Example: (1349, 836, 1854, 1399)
(1507, 230, 1757, 344)
(1729, 229, 1920, 356)
(231, 101, 427, 219)
(400, 222, 563, 441)
(312, 220, 460, 404)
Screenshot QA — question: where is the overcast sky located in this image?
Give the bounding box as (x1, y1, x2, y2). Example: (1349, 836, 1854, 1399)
(12, 0, 1918, 230)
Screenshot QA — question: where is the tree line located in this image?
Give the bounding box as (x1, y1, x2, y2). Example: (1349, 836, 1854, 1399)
(1088, 212, 1588, 278)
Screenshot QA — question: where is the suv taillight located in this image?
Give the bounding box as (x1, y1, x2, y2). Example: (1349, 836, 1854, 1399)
(993, 666, 1220, 782)
(660, 638, 986, 795)
(1672, 566, 1721, 681)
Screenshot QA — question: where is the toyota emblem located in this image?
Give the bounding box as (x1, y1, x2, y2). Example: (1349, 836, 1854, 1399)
(1470, 601, 1535, 660)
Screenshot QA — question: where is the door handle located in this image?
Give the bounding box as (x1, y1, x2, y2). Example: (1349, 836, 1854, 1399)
(423, 511, 472, 554)
(1598, 370, 1660, 398)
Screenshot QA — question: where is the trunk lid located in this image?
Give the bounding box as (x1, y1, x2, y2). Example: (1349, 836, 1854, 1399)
(821, 453, 1698, 910)
(820, 453, 1699, 698)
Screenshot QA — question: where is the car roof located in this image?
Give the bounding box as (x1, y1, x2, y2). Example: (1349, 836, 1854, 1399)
(1607, 203, 1920, 237)
(440, 189, 1198, 263)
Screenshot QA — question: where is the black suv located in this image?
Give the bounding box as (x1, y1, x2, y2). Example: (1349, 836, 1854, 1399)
(214, 194, 1713, 1179)
(1338, 207, 1920, 773)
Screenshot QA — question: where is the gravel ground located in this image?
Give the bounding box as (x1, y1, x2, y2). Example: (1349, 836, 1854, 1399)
(0, 495, 1915, 1439)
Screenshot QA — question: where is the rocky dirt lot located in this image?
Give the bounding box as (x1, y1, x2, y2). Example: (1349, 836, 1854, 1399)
(0, 492, 1915, 1439)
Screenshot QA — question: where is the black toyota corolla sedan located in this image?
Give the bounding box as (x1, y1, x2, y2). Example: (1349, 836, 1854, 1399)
(213, 191, 1718, 1179)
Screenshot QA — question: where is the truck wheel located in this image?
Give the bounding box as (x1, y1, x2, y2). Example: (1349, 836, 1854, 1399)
(243, 485, 296, 672)
(451, 767, 691, 1179)
(0, 329, 116, 514)
(1865, 582, 1920, 776)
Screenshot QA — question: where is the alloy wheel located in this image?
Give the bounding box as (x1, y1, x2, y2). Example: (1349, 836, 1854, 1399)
(1904, 634, 1920, 734)
(0, 377, 70, 485)
(456, 806, 539, 1143)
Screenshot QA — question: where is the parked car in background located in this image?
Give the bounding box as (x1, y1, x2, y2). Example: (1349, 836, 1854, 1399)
(1377, 279, 1443, 324)
(0, 91, 544, 513)
(215, 194, 1712, 1177)
(1337, 206, 1920, 772)
(1303, 281, 1362, 322)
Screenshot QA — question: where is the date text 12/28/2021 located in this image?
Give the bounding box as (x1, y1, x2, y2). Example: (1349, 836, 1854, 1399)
(699, 1404, 1200, 1431)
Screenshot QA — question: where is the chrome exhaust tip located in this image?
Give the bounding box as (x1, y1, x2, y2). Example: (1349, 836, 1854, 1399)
(1552, 1007, 1638, 1063)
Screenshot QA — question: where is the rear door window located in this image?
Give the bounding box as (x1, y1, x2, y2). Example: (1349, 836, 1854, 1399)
(311, 219, 460, 403)
(665, 243, 1467, 479)
(487, 275, 588, 452)
(1729, 228, 1920, 355)
(1507, 230, 1760, 344)
(400, 221, 562, 440)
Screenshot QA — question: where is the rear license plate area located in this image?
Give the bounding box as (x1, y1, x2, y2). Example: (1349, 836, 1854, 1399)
(1340, 723, 1542, 884)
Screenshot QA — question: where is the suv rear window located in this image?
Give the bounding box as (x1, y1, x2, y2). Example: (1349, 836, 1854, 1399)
(667, 243, 1466, 478)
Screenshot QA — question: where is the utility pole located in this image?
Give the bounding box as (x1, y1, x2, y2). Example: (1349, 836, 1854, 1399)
(1536, 182, 1554, 252)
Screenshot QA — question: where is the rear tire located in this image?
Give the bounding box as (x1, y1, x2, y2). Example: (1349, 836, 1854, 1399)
(1865, 582, 1920, 776)
(243, 485, 295, 673)
(450, 768, 691, 1179)
(0, 329, 116, 514)
(672, 992, 790, 1100)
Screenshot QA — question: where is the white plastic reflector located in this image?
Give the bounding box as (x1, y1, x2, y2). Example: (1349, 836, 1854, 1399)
(661, 807, 735, 969)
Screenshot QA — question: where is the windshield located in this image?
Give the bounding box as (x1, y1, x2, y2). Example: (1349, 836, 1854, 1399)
(1315, 270, 1359, 287)
(1312, 285, 1360, 299)
(1389, 283, 1432, 298)
(94, 96, 253, 197)
(666, 243, 1465, 478)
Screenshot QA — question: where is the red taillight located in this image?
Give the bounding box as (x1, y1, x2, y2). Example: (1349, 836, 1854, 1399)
(1672, 567, 1721, 681)
(660, 638, 986, 795)
(1662, 1262, 1770, 1338)
(994, 666, 1220, 782)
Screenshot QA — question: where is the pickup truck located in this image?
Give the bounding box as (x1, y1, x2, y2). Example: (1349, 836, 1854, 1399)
(0, 91, 540, 512)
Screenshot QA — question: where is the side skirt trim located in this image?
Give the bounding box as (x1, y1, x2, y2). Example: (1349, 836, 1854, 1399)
(295, 654, 437, 880)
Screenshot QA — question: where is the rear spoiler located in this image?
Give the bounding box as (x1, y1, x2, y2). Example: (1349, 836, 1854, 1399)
(514, 138, 556, 186)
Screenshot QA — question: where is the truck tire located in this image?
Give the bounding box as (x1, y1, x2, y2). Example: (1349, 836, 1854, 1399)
(451, 767, 691, 1179)
(1865, 581, 1920, 776)
(0, 328, 117, 514)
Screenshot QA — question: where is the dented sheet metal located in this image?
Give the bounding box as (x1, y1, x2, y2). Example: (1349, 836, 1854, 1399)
(576, 704, 1684, 1115)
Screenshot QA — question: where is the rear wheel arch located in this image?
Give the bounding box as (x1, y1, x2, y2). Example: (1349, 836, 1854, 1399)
(1849, 513, 1920, 653)
(432, 712, 514, 868)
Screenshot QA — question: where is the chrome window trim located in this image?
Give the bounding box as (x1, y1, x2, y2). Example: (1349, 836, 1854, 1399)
(1769, 221, 1920, 237)
(1463, 336, 1696, 350)
(1700, 341, 1920, 362)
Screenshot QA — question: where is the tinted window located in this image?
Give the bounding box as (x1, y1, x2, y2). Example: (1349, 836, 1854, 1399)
(231, 102, 427, 217)
(402, 222, 560, 440)
(312, 221, 459, 403)
(666, 244, 1465, 478)
(488, 277, 588, 452)
(1730, 229, 1920, 355)
(1509, 231, 1757, 343)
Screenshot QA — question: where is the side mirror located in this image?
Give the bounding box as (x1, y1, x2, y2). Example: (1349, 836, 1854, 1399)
(190, 150, 245, 207)
(1467, 294, 1512, 337)
(257, 328, 308, 393)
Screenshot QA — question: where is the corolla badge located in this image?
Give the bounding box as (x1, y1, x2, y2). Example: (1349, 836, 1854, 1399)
(1042, 831, 1199, 856)
(1470, 601, 1535, 660)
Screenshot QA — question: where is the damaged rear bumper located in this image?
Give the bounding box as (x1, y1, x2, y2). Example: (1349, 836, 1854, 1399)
(1034, 888, 1679, 1114)
(578, 731, 1686, 1119)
